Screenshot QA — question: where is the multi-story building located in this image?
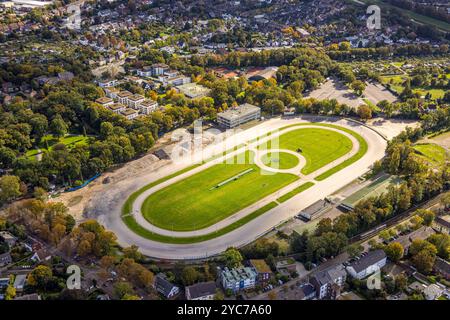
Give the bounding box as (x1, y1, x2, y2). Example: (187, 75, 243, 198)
(217, 103, 261, 128)
(108, 103, 126, 114)
(126, 94, 145, 109)
(140, 99, 159, 115)
(151, 63, 170, 76)
(117, 90, 132, 105)
(121, 108, 139, 120)
(249, 259, 273, 286)
(221, 266, 257, 293)
(95, 96, 114, 107)
(104, 87, 120, 99)
(346, 250, 387, 280)
(432, 215, 450, 234)
(310, 264, 347, 300)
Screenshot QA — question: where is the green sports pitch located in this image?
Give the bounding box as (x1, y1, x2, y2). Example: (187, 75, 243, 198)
(140, 126, 354, 232)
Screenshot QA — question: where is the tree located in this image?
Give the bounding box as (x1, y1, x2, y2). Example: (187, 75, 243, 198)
(28, 265, 53, 288)
(417, 209, 435, 227)
(384, 242, 404, 262)
(441, 192, 450, 210)
(113, 281, 135, 299)
(351, 80, 366, 96)
(33, 187, 47, 201)
(5, 285, 16, 300)
(346, 244, 363, 259)
(222, 247, 243, 268)
(123, 245, 144, 262)
(357, 104, 372, 121)
(409, 239, 437, 274)
(427, 234, 450, 260)
(213, 289, 224, 300)
(181, 266, 199, 286)
(50, 115, 68, 138)
(0, 175, 22, 204)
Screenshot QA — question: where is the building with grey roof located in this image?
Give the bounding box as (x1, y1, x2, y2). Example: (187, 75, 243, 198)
(155, 273, 180, 299)
(217, 103, 261, 128)
(220, 266, 257, 293)
(346, 250, 386, 280)
(310, 264, 347, 299)
(185, 281, 217, 300)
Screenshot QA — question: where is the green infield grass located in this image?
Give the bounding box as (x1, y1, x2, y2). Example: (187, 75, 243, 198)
(261, 151, 300, 170)
(258, 127, 353, 174)
(141, 151, 299, 231)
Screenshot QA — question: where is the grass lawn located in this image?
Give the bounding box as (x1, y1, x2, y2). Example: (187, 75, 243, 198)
(261, 151, 300, 170)
(380, 75, 445, 100)
(258, 128, 353, 174)
(123, 201, 278, 244)
(141, 151, 299, 231)
(414, 143, 448, 166)
(25, 134, 89, 159)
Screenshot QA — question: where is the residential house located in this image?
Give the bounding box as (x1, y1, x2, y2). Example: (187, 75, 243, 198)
(346, 250, 387, 280)
(0, 252, 12, 267)
(155, 273, 180, 299)
(299, 283, 316, 300)
(117, 91, 132, 105)
(137, 66, 153, 77)
(140, 99, 159, 115)
(423, 284, 444, 300)
(432, 215, 450, 234)
(310, 264, 347, 300)
(249, 259, 273, 286)
(185, 281, 217, 300)
(31, 249, 52, 263)
(151, 63, 170, 76)
(0, 277, 10, 289)
(221, 266, 257, 293)
(0, 231, 17, 248)
(126, 94, 145, 109)
(95, 96, 114, 107)
(121, 108, 139, 120)
(433, 258, 450, 280)
(13, 274, 27, 292)
(108, 103, 126, 114)
(104, 87, 121, 99)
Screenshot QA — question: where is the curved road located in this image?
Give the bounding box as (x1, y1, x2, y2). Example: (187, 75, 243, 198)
(98, 117, 388, 260)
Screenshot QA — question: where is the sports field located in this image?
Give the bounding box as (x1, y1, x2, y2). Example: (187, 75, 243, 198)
(141, 151, 299, 231)
(140, 127, 355, 231)
(258, 127, 353, 174)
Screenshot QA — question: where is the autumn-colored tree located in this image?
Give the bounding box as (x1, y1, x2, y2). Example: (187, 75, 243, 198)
(384, 242, 404, 262)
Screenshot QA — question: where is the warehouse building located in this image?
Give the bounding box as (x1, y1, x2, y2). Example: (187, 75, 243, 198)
(217, 103, 261, 128)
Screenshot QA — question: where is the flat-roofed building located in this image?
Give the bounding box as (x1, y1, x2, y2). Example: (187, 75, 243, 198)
(127, 94, 145, 109)
(217, 103, 261, 128)
(108, 103, 126, 114)
(140, 99, 158, 114)
(117, 90, 132, 105)
(121, 108, 139, 120)
(104, 87, 120, 99)
(220, 266, 257, 293)
(95, 96, 114, 107)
